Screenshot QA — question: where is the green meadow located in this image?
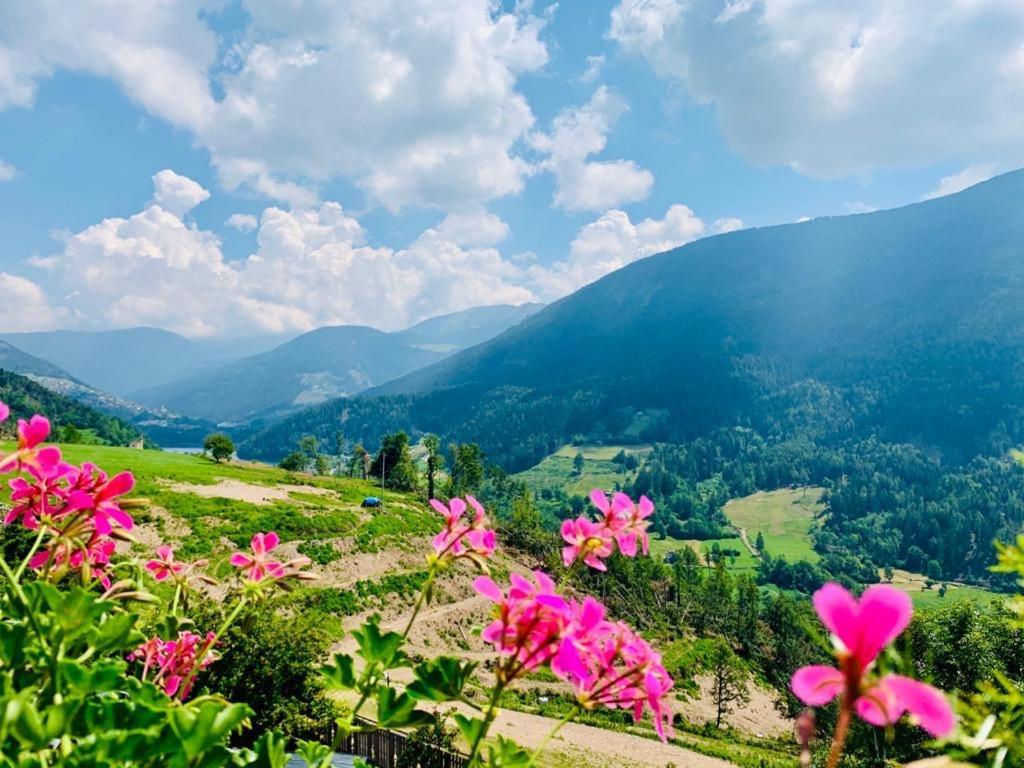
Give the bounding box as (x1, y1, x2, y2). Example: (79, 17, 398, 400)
(722, 487, 824, 563)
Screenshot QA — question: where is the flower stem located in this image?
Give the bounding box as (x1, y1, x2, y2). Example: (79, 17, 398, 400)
(14, 526, 46, 580)
(400, 567, 437, 639)
(826, 700, 852, 768)
(466, 678, 506, 766)
(0, 551, 49, 652)
(526, 707, 577, 766)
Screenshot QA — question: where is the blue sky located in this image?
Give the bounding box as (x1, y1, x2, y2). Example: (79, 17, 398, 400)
(0, 0, 1020, 336)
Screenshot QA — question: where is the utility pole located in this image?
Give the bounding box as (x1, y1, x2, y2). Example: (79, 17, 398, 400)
(381, 451, 386, 512)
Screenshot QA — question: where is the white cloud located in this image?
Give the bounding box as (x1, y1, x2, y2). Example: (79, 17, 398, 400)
(922, 163, 999, 200)
(0, 0, 549, 211)
(225, 213, 259, 232)
(529, 204, 739, 297)
(152, 169, 210, 217)
(843, 201, 876, 214)
(579, 54, 605, 83)
(609, 0, 1024, 178)
(435, 211, 510, 247)
(0, 158, 17, 181)
(22, 171, 535, 336)
(0, 273, 64, 331)
(530, 87, 654, 211)
(11, 171, 739, 336)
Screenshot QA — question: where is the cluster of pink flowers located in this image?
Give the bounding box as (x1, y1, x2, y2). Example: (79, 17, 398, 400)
(129, 630, 218, 700)
(0, 404, 135, 588)
(791, 583, 955, 737)
(230, 531, 312, 587)
(429, 495, 497, 562)
(561, 489, 654, 571)
(474, 570, 674, 740)
(146, 544, 216, 590)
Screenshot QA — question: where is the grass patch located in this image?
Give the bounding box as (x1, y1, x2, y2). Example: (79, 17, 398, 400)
(723, 487, 824, 563)
(516, 444, 651, 497)
(883, 568, 1004, 609)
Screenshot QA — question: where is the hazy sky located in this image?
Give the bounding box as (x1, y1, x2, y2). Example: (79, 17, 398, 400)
(0, 0, 1021, 336)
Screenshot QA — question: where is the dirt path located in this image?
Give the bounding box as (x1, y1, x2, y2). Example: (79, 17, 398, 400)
(489, 707, 735, 768)
(158, 478, 332, 505)
(736, 527, 760, 557)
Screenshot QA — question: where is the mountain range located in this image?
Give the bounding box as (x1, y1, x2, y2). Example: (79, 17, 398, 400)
(239, 169, 1024, 468)
(0, 303, 543, 438)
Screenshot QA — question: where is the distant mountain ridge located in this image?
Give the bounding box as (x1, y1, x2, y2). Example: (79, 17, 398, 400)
(0, 327, 290, 396)
(129, 303, 543, 425)
(239, 169, 1024, 468)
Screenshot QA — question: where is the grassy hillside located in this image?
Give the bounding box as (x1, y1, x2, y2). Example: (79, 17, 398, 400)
(723, 488, 824, 563)
(516, 443, 650, 497)
(0, 370, 144, 446)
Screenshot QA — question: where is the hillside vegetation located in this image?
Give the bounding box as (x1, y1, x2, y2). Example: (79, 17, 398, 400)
(0, 370, 144, 446)
(239, 171, 1024, 588)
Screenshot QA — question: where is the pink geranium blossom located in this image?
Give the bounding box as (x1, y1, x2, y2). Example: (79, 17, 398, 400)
(0, 400, 8, 422)
(553, 599, 674, 740)
(560, 516, 614, 570)
(230, 531, 311, 586)
(63, 463, 135, 535)
(791, 583, 954, 738)
(429, 495, 496, 563)
(474, 570, 571, 678)
(31, 535, 116, 588)
(0, 414, 62, 475)
(146, 545, 186, 582)
(129, 630, 218, 700)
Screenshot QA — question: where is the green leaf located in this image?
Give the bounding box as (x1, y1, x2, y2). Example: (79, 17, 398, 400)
(352, 622, 408, 670)
(375, 686, 431, 729)
(321, 653, 357, 690)
(250, 731, 288, 768)
(453, 713, 486, 747)
(407, 657, 477, 702)
(293, 740, 333, 767)
(486, 736, 532, 767)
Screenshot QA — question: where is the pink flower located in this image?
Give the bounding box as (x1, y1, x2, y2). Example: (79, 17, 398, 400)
(5, 460, 72, 529)
(0, 401, 8, 422)
(474, 570, 571, 679)
(790, 583, 954, 738)
(230, 531, 285, 581)
(552, 599, 674, 741)
(63, 463, 135, 535)
(429, 495, 496, 561)
(129, 630, 218, 700)
(31, 535, 116, 588)
(0, 414, 61, 475)
(560, 516, 614, 571)
(146, 545, 186, 582)
(607, 492, 654, 557)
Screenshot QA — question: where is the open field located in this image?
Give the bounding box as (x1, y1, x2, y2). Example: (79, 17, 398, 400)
(884, 568, 1004, 609)
(722, 487, 825, 563)
(516, 443, 651, 497)
(648, 534, 760, 572)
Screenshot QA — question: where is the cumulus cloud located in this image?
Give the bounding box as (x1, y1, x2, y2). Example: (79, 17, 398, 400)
(530, 87, 654, 211)
(434, 211, 510, 247)
(579, 54, 605, 83)
(0, 0, 549, 211)
(8, 171, 739, 336)
(0, 273, 64, 331)
(20, 172, 534, 336)
(922, 163, 999, 200)
(225, 213, 259, 232)
(529, 204, 741, 298)
(0, 159, 17, 181)
(609, 0, 1024, 177)
(152, 169, 210, 216)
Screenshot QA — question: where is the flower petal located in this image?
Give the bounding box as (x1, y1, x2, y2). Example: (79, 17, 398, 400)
(880, 675, 956, 737)
(589, 488, 610, 513)
(854, 585, 912, 667)
(856, 682, 902, 727)
(812, 583, 860, 654)
(473, 576, 503, 602)
(791, 665, 845, 706)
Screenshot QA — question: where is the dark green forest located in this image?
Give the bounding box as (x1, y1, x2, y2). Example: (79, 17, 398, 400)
(0, 370, 144, 446)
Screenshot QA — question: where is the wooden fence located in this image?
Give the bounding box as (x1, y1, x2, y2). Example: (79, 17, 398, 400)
(338, 722, 469, 768)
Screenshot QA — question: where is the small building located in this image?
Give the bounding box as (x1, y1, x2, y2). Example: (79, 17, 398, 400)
(129, 437, 145, 450)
